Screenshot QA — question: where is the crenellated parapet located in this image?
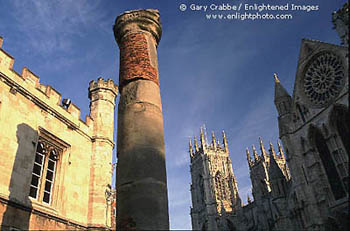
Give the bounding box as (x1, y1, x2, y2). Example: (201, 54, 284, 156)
(88, 77, 118, 144)
(0, 36, 94, 134)
(88, 77, 118, 103)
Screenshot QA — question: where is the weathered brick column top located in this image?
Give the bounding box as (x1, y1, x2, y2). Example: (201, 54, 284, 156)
(113, 9, 163, 91)
(113, 9, 162, 46)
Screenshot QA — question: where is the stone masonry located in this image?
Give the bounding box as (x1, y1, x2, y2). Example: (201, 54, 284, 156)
(190, 3, 349, 231)
(113, 9, 170, 230)
(0, 35, 118, 230)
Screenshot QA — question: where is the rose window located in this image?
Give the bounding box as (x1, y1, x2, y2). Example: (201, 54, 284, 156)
(303, 52, 345, 107)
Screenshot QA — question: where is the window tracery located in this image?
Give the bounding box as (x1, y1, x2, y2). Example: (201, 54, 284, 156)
(303, 52, 345, 107)
(29, 139, 60, 204)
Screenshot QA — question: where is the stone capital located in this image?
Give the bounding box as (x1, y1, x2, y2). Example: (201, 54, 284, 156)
(113, 9, 162, 46)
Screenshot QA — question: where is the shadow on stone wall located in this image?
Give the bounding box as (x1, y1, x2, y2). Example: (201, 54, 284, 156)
(1, 123, 36, 230)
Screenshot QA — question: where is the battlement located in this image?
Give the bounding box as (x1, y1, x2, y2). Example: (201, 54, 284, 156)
(0, 36, 93, 132)
(88, 77, 118, 99)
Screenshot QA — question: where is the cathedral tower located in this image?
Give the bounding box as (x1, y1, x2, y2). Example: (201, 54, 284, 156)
(113, 9, 169, 230)
(190, 129, 241, 230)
(246, 138, 271, 201)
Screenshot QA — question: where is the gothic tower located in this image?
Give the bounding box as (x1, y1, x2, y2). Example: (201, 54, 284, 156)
(246, 138, 271, 201)
(190, 128, 241, 230)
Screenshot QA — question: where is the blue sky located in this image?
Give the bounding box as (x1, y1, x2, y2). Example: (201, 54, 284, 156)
(0, 0, 346, 229)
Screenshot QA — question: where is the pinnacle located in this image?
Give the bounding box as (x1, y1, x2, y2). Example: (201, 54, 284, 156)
(274, 73, 291, 100)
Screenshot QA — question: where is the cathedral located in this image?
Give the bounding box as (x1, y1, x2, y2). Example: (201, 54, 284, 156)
(190, 3, 349, 231)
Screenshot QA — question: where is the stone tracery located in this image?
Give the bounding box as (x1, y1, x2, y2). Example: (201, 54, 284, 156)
(303, 52, 345, 107)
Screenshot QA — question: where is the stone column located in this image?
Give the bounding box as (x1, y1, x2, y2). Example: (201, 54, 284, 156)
(113, 9, 169, 230)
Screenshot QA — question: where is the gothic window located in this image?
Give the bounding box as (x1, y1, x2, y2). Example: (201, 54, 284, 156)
(313, 128, 346, 200)
(329, 105, 349, 193)
(335, 107, 350, 156)
(28, 128, 69, 206)
(215, 172, 224, 201)
(29, 140, 59, 204)
(303, 52, 345, 107)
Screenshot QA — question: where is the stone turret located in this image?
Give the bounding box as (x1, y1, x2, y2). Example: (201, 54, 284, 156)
(113, 9, 169, 230)
(274, 73, 292, 116)
(88, 77, 118, 228)
(274, 73, 292, 137)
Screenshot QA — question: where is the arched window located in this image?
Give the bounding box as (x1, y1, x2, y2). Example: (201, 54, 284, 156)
(215, 172, 223, 200)
(29, 140, 60, 204)
(334, 106, 350, 156)
(313, 128, 346, 200)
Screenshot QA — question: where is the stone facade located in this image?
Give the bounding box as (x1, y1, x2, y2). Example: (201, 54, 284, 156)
(190, 4, 349, 231)
(190, 129, 241, 230)
(0, 35, 118, 230)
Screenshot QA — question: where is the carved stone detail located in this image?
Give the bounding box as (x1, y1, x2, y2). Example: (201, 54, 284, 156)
(303, 52, 345, 107)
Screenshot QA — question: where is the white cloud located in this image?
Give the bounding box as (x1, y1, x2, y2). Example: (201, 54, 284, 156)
(9, 0, 107, 54)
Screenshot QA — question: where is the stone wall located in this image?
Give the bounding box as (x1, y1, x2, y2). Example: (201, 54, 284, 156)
(0, 36, 117, 230)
